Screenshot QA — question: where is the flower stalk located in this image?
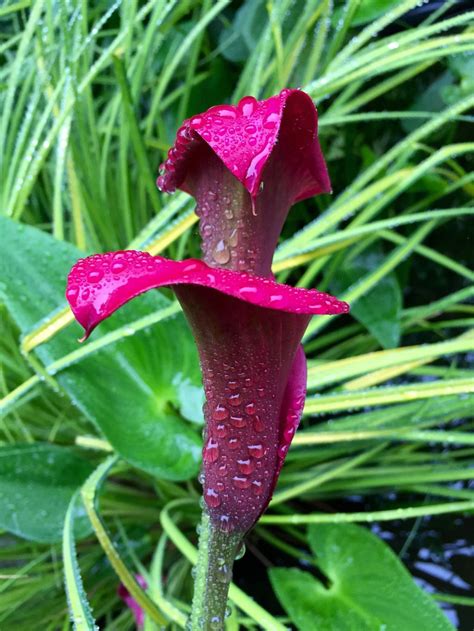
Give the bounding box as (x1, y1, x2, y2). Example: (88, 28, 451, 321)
(190, 510, 242, 630)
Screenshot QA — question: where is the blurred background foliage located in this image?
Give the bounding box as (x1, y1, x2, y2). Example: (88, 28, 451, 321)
(0, 0, 473, 629)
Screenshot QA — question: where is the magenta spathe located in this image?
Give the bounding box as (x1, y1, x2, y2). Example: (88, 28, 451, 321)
(66, 89, 348, 534)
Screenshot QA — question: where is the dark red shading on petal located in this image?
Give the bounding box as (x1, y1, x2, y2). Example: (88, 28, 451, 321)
(157, 89, 331, 276)
(276, 344, 307, 472)
(66, 250, 349, 340)
(66, 251, 349, 533)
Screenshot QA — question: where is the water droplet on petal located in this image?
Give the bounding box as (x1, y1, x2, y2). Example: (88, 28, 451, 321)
(239, 95, 258, 116)
(248, 444, 264, 458)
(252, 480, 264, 495)
(66, 287, 78, 306)
(216, 424, 228, 438)
(237, 459, 254, 474)
(253, 416, 265, 433)
(111, 260, 125, 274)
(204, 438, 219, 463)
(263, 112, 279, 129)
(213, 240, 230, 265)
(212, 404, 229, 421)
(87, 270, 103, 283)
(217, 463, 227, 477)
(245, 402, 256, 415)
(227, 393, 241, 407)
(230, 415, 246, 428)
(205, 488, 221, 508)
(232, 476, 251, 489)
(228, 438, 240, 450)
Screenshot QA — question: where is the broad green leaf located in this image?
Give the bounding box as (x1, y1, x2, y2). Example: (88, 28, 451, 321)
(0, 444, 93, 543)
(0, 217, 202, 480)
(332, 248, 401, 349)
(270, 523, 454, 631)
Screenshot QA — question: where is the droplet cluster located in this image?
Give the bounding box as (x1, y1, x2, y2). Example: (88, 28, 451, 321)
(200, 365, 278, 532)
(156, 89, 299, 198)
(66, 250, 349, 337)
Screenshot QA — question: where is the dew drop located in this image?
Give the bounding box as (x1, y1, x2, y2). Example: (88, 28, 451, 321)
(232, 476, 251, 489)
(216, 424, 228, 438)
(219, 515, 233, 533)
(205, 488, 221, 508)
(228, 437, 240, 450)
(263, 112, 279, 129)
(239, 96, 257, 116)
(87, 269, 103, 283)
(111, 262, 125, 274)
(217, 463, 227, 477)
(227, 393, 241, 407)
(278, 444, 289, 459)
(204, 438, 219, 463)
(245, 402, 256, 415)
(252, 480, 264, 495)
(230, 415, 246, 428)
(228, 380, 239, 390)
(66, 287, 78, 306)
(212, 404, 229, 421)
(190, 116, 203, 128)
(248, 444, 264, 458)
(253, 416, 265, 433)
(228, 228, 238, 247)
(235, 543, 246, 560)
(213, 240, 230, 265)
(237, 458, 254, 474)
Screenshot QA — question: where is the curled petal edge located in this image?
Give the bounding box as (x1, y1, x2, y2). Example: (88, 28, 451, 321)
(66, 251, 349, 340)
(157, 88, 331, 200)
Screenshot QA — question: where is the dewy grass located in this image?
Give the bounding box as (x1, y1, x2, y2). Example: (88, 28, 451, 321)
(0, 1, 473, 630)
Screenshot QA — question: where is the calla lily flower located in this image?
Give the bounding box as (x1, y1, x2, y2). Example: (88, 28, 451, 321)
(157, 88, 330, 276)
(66, 252, 348, 533)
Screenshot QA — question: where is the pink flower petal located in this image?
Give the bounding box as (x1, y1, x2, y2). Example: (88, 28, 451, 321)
(66, 251, 348, 341)
(117, 575, 147, 628)
(66, 251, 348, 533)
(157, 89, 331, 275)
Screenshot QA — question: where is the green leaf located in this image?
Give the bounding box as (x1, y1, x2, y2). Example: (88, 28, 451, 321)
(0, 444, 93, 543)
(0, 217, 202, 480)
(270, 523, 454, 631)
(332, 0, 402, 28)
(63, 493, 98, 630)
(332, 248, 402, 349)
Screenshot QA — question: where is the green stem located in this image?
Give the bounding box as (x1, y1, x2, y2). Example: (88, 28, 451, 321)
(190, 510, 242, 630)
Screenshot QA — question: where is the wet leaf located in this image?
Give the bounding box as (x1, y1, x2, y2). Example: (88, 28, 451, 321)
(0, 217, 202, 480)
(332, 248, 401, 349)
(270, 523, 454, 631)
(0, 444, 92, 543)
